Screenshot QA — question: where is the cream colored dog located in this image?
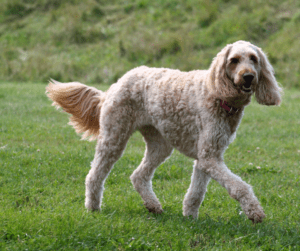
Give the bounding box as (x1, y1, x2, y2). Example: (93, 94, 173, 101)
(46, 41, 282, 223)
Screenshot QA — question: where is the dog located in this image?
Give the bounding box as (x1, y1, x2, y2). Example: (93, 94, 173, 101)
(46, 41, 282, 223)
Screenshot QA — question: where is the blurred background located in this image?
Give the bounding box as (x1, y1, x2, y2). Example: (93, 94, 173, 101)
(0, 0, 299, 89)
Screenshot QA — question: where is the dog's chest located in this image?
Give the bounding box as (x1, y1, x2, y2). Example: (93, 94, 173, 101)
(146, 89, 200, 159)
(157, 114, 199, 159)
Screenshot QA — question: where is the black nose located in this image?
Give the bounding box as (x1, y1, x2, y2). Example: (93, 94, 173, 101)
(243, 73, 254, 88)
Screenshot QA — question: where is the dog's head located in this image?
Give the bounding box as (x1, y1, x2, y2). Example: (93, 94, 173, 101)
(207, 40, 282, 106)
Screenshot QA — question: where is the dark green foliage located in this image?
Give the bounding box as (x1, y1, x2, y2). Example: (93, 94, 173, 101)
(0, 0, 299, 87)
(91, 6, 105, 18)
(4, 2, 34, 18)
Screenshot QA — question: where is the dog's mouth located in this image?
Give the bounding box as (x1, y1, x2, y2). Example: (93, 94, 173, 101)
(241, 86, 252, 93)
(233, 82, 253, 94)
(233, 82, 252, 94)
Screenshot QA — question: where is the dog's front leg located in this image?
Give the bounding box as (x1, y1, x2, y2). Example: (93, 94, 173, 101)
(196, 146, 265, 223)
(183, 160, 211, 218)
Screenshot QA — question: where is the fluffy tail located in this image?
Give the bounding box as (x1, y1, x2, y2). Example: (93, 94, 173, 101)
(46, 79, 105, 141)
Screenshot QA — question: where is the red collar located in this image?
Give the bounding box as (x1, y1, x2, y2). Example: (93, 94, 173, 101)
(219, 100, 240, 114)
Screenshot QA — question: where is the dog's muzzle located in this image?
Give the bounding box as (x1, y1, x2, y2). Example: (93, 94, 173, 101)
(242, 73, 255, 92)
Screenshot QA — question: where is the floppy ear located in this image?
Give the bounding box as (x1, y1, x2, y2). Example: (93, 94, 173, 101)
(255, 47, 283, 105)
(206, 44, 237, 98)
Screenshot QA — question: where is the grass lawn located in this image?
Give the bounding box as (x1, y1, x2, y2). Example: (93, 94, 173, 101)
(0, 82, 299, 250)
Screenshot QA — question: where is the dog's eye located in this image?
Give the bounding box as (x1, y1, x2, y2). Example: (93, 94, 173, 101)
(230, 58, 239, 64)
(250, 55, 258, 63)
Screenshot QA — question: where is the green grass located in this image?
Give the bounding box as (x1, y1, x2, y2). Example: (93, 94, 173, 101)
(0, 83, 300, 250)
(0, 0, 300, 88)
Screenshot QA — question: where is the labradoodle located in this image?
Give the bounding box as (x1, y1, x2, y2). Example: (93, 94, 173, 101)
(46, 40, 282, 223)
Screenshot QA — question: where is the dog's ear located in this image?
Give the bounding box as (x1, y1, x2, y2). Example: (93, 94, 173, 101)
(207, 44, 237, 98)
(255, 47, 283, 105)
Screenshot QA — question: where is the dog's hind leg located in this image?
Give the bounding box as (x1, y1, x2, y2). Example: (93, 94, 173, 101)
(84, 104, 135, 211)
(182, 160, 211, 218)
(130, 125, 173, 214)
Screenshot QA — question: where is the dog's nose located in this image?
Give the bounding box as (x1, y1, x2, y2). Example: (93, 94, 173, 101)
(243, 73, 254, 83)
(243, 73, 254, 88)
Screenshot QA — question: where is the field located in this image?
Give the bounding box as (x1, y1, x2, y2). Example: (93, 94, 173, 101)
(0, 83, 300, 250)
(1, 0, 300, 249)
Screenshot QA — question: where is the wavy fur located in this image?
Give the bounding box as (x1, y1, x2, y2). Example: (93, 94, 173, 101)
(206, 44, 239, 98)
(255, 47, 283, 105)
(46, 80, 105, 141)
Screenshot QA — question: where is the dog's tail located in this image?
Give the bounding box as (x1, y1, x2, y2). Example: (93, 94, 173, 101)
(46, 79, 105, 141)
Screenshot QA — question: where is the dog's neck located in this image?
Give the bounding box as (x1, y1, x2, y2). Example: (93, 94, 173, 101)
(203, 83, 252, 115)
(219, 99, 240, 114)
(204, 81, 252, 108)
(223, 94, 252, 108)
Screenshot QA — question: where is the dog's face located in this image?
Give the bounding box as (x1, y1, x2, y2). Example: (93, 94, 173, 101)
(207, 40, 282, 106)
(225, 42, 260, 94)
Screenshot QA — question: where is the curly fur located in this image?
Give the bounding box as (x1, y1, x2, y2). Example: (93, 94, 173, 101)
(46, 41, 282, 223)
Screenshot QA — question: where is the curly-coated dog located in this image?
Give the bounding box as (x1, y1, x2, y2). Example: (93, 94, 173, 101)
(46, 41, 282, 223)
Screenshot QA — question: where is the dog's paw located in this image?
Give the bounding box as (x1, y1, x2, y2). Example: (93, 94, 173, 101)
(147, 207, 163, 214)
(182, 209, 198, 219)
(144, 202, 163, 214)
(85, 200, 101, 211)
(249, 211, 265, 224)
(242, 203, 265, 223)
